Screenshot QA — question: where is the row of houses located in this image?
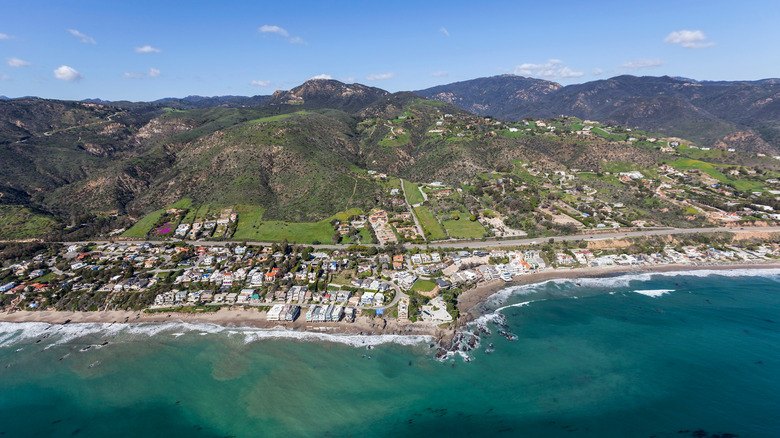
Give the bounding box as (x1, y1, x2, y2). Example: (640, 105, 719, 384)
(266, 304, 301, 322)
(304, 304, 353, 323)
(152, 284, 388, 309)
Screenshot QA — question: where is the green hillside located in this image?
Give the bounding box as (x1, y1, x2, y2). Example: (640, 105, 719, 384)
(2, 78, 779, 242)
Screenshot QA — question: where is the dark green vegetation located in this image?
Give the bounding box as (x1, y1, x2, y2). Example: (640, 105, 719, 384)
(2, 76, 780, 241)
(417, 75, 780, 153)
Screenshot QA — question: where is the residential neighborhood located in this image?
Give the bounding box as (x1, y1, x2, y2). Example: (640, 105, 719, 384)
(2, 231, 779, 325)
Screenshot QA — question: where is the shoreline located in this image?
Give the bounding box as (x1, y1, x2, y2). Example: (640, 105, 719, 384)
(3, 261, 780, 342)
(0, 307, 450, 341)
(456, 261, 780, 322)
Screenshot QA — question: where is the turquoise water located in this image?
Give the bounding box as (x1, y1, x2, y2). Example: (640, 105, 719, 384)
(1, 269, 779, 437)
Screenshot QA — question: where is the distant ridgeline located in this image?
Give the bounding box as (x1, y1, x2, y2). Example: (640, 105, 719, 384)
(1, 75, 780, 241)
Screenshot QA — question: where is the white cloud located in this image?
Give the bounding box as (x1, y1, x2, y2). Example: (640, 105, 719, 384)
(430, 71, 448, 78)
(135, 45, 161, 53)
(250, 79, 271, 87)
(259, 25, 289, 37)
(122, 68, 160, 79)
(7, 57, 30, 67)
(1, 74, 10, 80)
(592, 67, 604, 76)
(343, 76, 356, 83)
(258, 25, 305, 44)
(366, 72, 395, 81)
(310, 74, 333, 80)
(67, 29, 96, 45)
(513, 59, 583, 80)
(664, 30, 714, 48)
(440, 27, 450, 37)
(0, 33, 11, 40)
(621, 58, 666, 70)
(53, 65, 82, 81)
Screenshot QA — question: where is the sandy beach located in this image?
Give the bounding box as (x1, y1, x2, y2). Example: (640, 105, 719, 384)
(456, 261, 780, 320)
(3, 261, 780, 342)
(0, 306, 450, 340)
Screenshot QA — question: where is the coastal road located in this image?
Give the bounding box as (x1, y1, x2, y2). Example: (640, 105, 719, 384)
(27, 226, 780, 251)
(415, 226, 780, 249)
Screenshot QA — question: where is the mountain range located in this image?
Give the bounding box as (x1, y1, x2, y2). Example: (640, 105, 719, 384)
(2, 74, 780, 239)
(416, 74, 780, 153)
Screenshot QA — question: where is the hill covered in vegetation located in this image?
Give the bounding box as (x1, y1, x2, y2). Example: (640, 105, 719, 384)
(2, 77, 779, 241)
(417, 75, 780, 154)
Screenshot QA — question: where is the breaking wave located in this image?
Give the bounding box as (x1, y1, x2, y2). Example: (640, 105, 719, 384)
(0, 321, 433, 350)
(633, 289, 675, 298)
(446, 267, 780, 362)
(485, 268, 780, 306)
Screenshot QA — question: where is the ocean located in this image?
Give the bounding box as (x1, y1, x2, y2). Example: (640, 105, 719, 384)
(1, 269, 779, 438)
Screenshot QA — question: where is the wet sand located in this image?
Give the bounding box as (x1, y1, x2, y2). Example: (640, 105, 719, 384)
(0, 307, 448, 339)
(3, 261, 779, 344)
(456, 261, 780, 320)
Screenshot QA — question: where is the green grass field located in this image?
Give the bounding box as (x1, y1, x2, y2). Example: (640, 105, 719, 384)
(383, 177, 402, 190)
(670, 158, 764, 192)
(180, 209, 198, 224)
(677, 144, 729, 161)
(591, 127, 627, 142)
(233, 206, 362, 244)
(441, 212, 486, 239)
(194, 204, 222, 221)
(601, 161, 638, 173)
(173, 198, 197, 223)
(124, 199, 220, 238)
(413, 206, 447, 241)
(248, 110, 309, 124)
(236, 218, 335, 244)
(123, 208, 166, 237)
(403, 179, 425, 205)
(35, 271, 61, 283)
(411, 279, 437, 293)
(577, 172, 613, 184)
(170, 198, 193, 209)
(378, 131, 411, 147)
(498, 128, 533, 139)
(358, 227, 373, 244)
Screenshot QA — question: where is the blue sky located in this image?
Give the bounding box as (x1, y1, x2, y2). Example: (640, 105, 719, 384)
(1, 0, 779, 100)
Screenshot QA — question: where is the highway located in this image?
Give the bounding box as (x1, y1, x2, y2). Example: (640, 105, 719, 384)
(418, 226, 780, 249)
(21, 226, 780, 251)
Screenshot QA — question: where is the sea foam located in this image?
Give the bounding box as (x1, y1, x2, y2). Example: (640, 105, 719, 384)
(485, 268, 780, 306)
(0, 321, 432, 350)
(633, 289, 675, 298)
(456, 267, 780, 361)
